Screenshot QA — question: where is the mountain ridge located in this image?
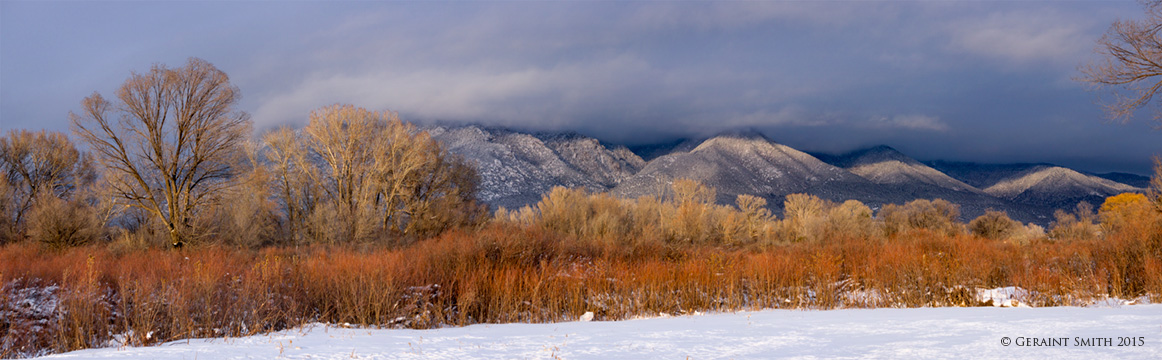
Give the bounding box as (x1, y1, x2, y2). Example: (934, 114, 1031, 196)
(427, 125, 1147, 225)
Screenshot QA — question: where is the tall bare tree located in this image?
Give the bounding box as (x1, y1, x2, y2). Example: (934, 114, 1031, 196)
(299, 105, 388, 242)
(372, 121, 479, 237)
(1080, 0, 1162, 124)
(281, 104, 481, 244)
(262, 126, 324, 244)
(71, 58, 251, 248)
(0, 130, 96, 240)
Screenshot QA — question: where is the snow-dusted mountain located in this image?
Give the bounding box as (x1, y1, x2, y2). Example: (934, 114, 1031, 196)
(810, 145, 1049, 222)
(538, 132, 646, 187)
(425, 126, 1146, 225)
(427, 125, 643, 209)
(614, 136, 1048, 222)
(611, 133, 882, 209)
(815, 146, 980, 193)
(984, 166, 1144, 209)
(928, 161, 1148, 210)
(924, 161, 1049, 189)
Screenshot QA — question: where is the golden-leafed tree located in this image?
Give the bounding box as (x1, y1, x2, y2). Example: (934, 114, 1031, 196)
(71, 58, 251, 248)
(1099, 192, 1158, 238)
(0, 130, 97, 243)
(1080, 0, 1162, 124)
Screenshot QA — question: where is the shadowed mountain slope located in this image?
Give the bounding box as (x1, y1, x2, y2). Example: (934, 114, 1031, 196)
(815, 146, 981, 193)
(1091, 172, 1152, 188)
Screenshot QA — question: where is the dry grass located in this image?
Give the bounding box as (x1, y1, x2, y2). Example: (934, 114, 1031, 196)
(3, 215, 1160, 357)
(3, 184, 1161, 358)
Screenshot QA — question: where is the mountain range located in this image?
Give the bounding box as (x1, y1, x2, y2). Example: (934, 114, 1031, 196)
(428, 125, 1149, 225)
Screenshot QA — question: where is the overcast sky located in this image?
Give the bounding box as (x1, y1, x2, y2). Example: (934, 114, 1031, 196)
(1, 1, 1159, 174)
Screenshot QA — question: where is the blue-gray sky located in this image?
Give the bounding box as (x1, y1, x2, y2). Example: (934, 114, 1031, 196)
(1, 1, 1159, 174)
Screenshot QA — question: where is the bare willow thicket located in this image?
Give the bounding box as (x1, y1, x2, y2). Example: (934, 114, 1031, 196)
(1080, 0, 1162, 124)
(0, 130, 96, 243)
(267, 104, 483, 244)
(71, 58, 251, 248)
(1152, 158, 1162, 212)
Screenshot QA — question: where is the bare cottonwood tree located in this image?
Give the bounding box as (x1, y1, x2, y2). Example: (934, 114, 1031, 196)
(0, 130, 96, 239)
(71, 58, 251, 248)
(195, 142, 280, 248)
(735, 194, 772, 241)
(1080, 0, 1162, 124)
(286, 104, 482, 244)
(0, 176, 16, 243)
(299, 105, 390, 242)
(262, 127, 320, 244)
(375, 128, 480, 237)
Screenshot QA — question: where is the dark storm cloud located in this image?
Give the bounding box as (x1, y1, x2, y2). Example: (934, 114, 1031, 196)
(0, 1, 1157, 174)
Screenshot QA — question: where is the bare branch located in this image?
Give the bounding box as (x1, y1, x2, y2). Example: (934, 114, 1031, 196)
(71, 58, 250, 247)
(1080, 0, 1162, 126)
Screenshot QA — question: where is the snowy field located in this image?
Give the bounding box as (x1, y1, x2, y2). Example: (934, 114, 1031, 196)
(40, 304, 1162, 359)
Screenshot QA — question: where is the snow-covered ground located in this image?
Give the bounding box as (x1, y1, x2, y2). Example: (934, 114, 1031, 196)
(41, 304, 1162, 359)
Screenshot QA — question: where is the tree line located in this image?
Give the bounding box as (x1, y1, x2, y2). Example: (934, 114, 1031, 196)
(0, 58, 485, 249)
(2, 57, 1161, 250)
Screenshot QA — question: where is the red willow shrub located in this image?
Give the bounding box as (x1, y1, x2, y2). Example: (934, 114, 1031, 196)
(2, 190, 1161, 357)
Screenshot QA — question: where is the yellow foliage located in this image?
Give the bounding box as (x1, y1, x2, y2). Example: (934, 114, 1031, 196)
(1100, 193, 1148, 213)
(1099, 192, 1158, 237)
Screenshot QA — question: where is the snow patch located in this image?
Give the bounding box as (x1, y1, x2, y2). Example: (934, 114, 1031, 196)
(42, 306, 1162, 359)
(975, 286, 1030, 307)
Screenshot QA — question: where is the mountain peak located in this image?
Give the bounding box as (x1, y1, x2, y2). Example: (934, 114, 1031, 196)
(693, 130, 784, 153)
(812, 145, 982, 193)
(984, 166, 1143, 203)
(813, 145, 916, 169)
(709, 128, 771, 141)
(845, 145, 915, 166)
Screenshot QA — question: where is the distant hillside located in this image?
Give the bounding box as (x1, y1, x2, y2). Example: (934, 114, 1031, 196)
(1091, 172, 1152, 188)
(613, 133, 881, 210)
(924, 161, 1050, 189)
(425, 126, 1147, 226)
(984, 166, 1144, 210)
(627, 138, 701, 161)
(815, 146, 980, 193)
(428, 125, 643, 209)
(811, 146, 1047, 223)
